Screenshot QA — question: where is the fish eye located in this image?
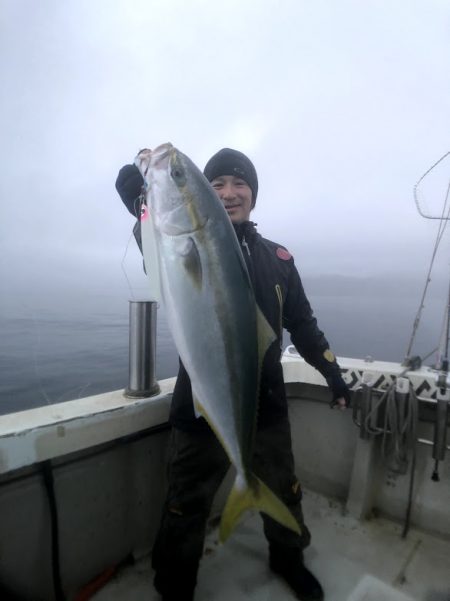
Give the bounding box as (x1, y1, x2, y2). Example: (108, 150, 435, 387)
(171, 165, 186, 186)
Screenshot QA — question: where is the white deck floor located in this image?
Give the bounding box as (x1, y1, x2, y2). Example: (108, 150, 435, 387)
(91, 490, 450, 601)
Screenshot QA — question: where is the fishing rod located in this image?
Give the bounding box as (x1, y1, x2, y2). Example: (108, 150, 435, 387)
(402, 151, 450, 535)
(404, 150, 450, 363)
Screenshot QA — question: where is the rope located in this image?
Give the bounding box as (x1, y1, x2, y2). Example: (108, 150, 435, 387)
(354, 378, 419, 538)
(361, 374, 418, 474)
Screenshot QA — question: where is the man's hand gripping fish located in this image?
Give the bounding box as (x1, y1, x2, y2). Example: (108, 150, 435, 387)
(135, 143, 301, 542)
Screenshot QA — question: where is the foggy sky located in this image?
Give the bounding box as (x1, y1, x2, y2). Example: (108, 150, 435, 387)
(1, 0, 449, 303)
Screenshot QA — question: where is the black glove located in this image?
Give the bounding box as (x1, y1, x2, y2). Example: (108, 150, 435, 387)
(115, 163, 145, 218)
(326, 373, 351, 409)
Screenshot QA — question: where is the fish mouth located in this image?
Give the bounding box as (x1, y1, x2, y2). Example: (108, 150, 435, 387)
(151, 143, 174, 170)
(135, 143, 174, 176)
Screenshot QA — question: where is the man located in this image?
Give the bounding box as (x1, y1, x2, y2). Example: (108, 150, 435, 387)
(116, 148, 350, 601)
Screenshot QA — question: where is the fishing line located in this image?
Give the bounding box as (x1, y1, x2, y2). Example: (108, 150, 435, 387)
(419, 346, 439, 364)
(52, 382, 92, 405)
(120, 229, 138, 301)
(119, 194, 144, 298)
(30, 308, 54, 406)
(30, 313, 96, 407)
(132, 194, 142, 220)
(76, 382, 92, 399)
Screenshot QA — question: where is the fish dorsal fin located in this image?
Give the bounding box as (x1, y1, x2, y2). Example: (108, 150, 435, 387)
(140, 201, 162, 302)
(256, 306, 277, 368)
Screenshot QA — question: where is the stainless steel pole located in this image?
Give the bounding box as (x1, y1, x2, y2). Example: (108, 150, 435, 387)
(125, 300, 160, 398)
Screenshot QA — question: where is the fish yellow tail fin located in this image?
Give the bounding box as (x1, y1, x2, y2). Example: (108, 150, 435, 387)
(219, 474, 301, 543)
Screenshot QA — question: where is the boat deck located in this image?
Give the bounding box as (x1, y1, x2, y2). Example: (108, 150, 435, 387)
(91, 489, 450, 601)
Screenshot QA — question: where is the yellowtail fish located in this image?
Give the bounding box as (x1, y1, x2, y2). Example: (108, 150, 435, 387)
(135, 143, 300, 542)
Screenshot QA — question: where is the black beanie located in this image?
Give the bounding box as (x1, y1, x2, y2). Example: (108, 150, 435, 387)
(203, 148, 258, 206)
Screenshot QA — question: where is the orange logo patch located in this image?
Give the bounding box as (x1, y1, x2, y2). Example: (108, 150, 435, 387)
(276, 248, 292, 261)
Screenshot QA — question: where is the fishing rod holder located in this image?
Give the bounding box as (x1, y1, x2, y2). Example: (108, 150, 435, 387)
(392, 377, 413, 475)
(125, 300, 160, 399)
(431, 387, 449, 481)
(436, 361, 449, 390)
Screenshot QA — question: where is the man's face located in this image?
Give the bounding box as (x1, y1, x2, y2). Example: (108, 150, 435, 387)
(210, 175, 253, 224)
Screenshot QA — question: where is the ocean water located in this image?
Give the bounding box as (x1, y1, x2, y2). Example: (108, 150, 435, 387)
(0, 284, 177, 416)
(0, 276, 446, 416)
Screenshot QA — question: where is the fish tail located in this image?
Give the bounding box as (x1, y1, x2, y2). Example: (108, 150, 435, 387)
(219, 473, 301, 543)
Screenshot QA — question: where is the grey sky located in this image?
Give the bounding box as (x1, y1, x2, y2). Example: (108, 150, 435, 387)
(0, 0, 449, 302)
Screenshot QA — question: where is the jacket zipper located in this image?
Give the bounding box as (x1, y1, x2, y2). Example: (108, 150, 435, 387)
(275, 284, 283, 343)
(242, 237, 251, 256)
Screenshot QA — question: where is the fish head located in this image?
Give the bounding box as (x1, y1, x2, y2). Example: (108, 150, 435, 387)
(135, 143, 213, 236)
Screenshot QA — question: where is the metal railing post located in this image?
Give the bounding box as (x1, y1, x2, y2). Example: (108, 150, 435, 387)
(125, 300, 160, 398)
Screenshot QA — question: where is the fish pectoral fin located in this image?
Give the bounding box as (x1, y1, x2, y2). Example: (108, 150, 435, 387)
(256, 306, 277, 365)
(175, 236, 202, 289)
(219, 473, 301, 543)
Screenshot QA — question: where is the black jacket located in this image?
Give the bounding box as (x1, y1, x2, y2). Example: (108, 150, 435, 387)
(167, 221, 346, 431)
